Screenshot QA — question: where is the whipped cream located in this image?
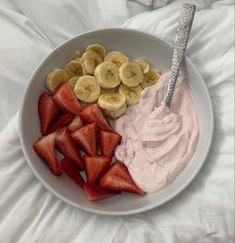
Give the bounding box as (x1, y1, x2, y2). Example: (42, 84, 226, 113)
(114, 72, 199, 193)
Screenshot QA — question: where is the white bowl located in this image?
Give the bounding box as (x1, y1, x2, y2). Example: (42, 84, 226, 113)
(19, 29, 213, 216)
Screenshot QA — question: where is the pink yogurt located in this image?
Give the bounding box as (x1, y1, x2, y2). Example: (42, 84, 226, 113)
(114, 72, 199, 193)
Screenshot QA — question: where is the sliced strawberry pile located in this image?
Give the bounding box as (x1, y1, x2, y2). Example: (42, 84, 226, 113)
(100, 161, 144, 195)
(38, 92, 59, 135)
(60, 157, 84, 189)
(33, 90, 144, 202)
(83, 183, 120, 201)
(99, 130, 121, 158)
(33, 133, 61, 176)
(71, 123, 97, 156)
(55, 128, 84, 169)
(53, 83, 81, 114)
(84, 155, 111, 183)
(67, 115, 83, 132)
(79, 104, 113, 132)
(48, 112, 74, 133)
(71, 123, 97, 155)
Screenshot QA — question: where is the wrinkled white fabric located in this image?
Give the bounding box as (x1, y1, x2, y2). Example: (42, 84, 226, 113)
(0, 0, 234, 242)
(127, 0, 152, 17)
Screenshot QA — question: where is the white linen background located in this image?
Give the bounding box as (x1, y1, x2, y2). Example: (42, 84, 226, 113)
(0, 0, 234, 242)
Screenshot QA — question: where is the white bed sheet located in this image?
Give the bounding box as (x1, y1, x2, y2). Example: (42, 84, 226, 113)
(0, 0, 234, 242)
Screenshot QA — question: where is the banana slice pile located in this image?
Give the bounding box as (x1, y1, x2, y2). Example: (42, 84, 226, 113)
(45, 43, 160, 119)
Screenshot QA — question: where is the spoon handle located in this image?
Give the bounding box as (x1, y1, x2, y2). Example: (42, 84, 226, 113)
(164, 4, 196, 107)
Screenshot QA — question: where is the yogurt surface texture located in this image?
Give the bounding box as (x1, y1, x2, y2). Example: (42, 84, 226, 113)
(114, 72, 199, 193)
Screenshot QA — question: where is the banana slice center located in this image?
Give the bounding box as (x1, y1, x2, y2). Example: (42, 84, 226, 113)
(93, 59, 99, 66)
(107, 69, 115, 81)
(107, 95, 120, 103)
(128, 71, 137, 79)
(80, 85, 94, 97)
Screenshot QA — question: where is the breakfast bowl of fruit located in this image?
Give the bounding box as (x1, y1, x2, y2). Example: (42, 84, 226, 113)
(19, 28, 213, 215)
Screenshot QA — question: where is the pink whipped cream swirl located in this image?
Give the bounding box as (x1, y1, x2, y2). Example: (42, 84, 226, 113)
(114, 72, 199, 193)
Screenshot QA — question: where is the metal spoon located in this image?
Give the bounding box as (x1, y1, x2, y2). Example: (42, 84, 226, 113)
(164, 4, 196, 108)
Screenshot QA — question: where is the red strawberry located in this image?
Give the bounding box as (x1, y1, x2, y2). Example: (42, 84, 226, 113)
(60, 157, 84, 189)
(99, 161, 144, 195)
(49, 112, 74, 133)
(84, 155, 111, 183)
(67, 115, 83, 132)
(33, 133, 61, 176)
(38, 92, 59, 135)
(79, 104, 113, 132)
(80, 101, 90, 109)
(55, 128, 84, 169)
(71, 123, 97, 156)
(83, 183, 120, 201)
(53, 83, 81, 114)
(99, 130, 121, 158)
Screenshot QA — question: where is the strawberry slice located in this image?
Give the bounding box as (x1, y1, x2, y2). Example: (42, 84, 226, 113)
(53, 83, 81, 114)
(79, 104, 113, 132)
(84, 155, 111, 183)
(99, 130, 121, 158)
(67, 115, 83, 132)
(49, 112, 74, 133)
(99, 161, 144, 195)
(55, 128, 84, 169)
(71, 123, 97, 156)
(60, 157, 85, 189)
(83, 183, 120, 201)
(38, 92, 59, 135)
(33, 133, 61, 176)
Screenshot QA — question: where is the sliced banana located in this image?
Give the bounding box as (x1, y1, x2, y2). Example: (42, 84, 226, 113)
(73, 50, 82, 59)
(100, 87, 118, 95)
(74, 75, 100, 103)
(98, 93, 126, 111)
(104, 103, 127, 119)
(64, 60, 83, 78)
(95, 61, 120, 89)
(119, 62, 143, 87)
(86, 43, 107, 58)
(104, 51, 129, 67)
(68, 76, 79, 90)
(133, 59, 150, 74)
(119, 84, 143, 106)
(73, 57, 82, 64)
(46, 68, 69, 93)
(81, 50, 102, 75)
(141, 68, 160, 89)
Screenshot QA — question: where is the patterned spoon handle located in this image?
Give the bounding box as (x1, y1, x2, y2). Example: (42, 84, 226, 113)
(164, 4, 196, 107)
